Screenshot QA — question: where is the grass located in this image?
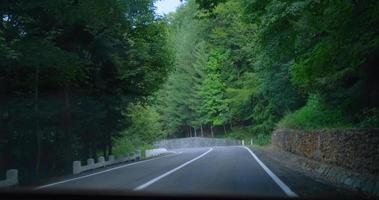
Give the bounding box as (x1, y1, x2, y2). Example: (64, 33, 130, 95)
(251, 133, 271, 146)
(139, 144, 156, 159)
(112, 136, 155, 159)
(112, 138, 136, 156)
(225, 126, 271, 146)
(277, 94, 353, 131)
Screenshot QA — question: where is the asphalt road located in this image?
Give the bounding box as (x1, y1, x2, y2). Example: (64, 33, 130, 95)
(36, 146, 297, 197)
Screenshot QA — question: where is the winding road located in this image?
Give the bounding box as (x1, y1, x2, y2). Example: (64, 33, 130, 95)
(36, 146, 297, 197)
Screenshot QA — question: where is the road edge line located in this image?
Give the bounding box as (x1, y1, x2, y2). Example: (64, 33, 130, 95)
(134, 147, 213, 191)
(242, 146, 298, 198)
(36, 152, 180, 190)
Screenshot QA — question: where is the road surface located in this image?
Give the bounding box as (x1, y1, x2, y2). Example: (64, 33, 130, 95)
(36, 146, 297, 197)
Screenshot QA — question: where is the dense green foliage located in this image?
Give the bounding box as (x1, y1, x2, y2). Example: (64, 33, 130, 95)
(157, 0, 379, 142)
(0, 0, 170, 183)
(113, 103, 166, 156)
(278, 94, 353, 130)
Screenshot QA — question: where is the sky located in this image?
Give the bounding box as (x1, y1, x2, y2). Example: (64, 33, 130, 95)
(154, 0, 184, 16)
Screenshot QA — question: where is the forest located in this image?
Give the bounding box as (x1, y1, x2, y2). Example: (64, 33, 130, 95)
(1, 0, 378, 184)
(157, 0, 379, 140)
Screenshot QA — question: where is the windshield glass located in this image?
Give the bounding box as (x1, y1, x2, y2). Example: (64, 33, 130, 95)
(0, 0, 378, 199)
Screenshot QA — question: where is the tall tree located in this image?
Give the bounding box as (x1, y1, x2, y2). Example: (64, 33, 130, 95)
(0, 0, 171, 182)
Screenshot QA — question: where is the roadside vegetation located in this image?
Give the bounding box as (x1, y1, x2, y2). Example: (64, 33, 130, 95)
(155, 0, 379, 144)
(277, 94, 353, 131)
(0, 1, 170, 183)
(112, 103, 165, 157)
(0, 0, 378, 184)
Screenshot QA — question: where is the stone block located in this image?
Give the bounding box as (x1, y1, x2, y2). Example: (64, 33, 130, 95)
(6, 169, 18, 185)
(108, 155, 115, 162)
(73, 161, 81, 174)
(98, 156, 105, 165)
(87, 158, 95, 166)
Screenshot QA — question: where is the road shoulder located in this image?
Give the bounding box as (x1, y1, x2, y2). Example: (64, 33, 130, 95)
(249, 145, 369, 199)
(32, 152, 178, 190)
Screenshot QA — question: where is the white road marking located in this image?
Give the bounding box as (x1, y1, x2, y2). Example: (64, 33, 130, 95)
(242, 146, 298, 197)
(36, 153, 180, 190)
(134, 147, 213, 191)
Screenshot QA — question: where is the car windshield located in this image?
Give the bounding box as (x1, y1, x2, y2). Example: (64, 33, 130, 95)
(0, 0, 378, 199)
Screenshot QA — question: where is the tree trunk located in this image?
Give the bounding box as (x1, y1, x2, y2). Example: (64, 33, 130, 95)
(223, 124, 227, 135)
(34, 66, 41, 179)
(85, 140, 90, 159)
(210, 125, 214, 137)
(200, 125, 204, 137)
(194, 127, 197, 137)
(0, 72, 10, 171)
(103, 145, 107, 158)
(63, 81, 73, 168)
(91, 142, 96, 159)
(189, 126, 192, 137)
(108, 138, 112, 157)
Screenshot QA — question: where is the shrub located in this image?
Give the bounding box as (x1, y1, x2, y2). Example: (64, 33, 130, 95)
(112, 138, 135, 156)
(252, 133, 271, 146)
(278, 94, 353, 130)
(225, 126, 271, 146)
(112, 103, 167, 156)
(225, 127, 250, 140)
(358, 108, 379, 128)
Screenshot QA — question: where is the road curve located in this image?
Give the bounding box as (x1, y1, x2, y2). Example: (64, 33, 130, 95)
(37, 146, 296, 197)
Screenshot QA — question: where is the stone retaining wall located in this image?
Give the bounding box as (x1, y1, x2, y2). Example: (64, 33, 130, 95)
(272, 129, 379, 196)
(155, 137, 241, 149)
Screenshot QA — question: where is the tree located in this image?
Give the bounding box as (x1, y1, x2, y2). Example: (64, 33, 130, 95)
(0, 0, 171, 183)
(198, 50, 229, 133)
(159, 0, 379, 143)
(156, 0, 208, 137)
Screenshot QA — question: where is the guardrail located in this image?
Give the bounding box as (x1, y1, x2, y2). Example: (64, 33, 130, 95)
(0, 169, 18, 188)
(73, 152, 141, 174)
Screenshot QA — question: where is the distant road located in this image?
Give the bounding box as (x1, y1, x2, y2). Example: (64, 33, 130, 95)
(37, 146, 297, 197)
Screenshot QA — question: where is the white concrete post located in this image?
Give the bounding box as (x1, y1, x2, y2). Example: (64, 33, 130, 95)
(73, 161, 81, 174)
(108, 155, 115, 164)
(145, 149, 150, 158)
(242, 140, 245, 146)
(251, 138, 253, 145)
(98, 156, 105, 167)
(87, 158, 94, 166)
(6, 169, 18, 185)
